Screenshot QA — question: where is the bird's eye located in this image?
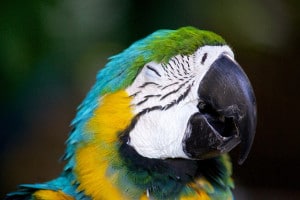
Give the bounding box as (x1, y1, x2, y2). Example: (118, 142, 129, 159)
(201, 53, 208, 64)
(197, 100, 218, 117)
(197, 100, 207, 111)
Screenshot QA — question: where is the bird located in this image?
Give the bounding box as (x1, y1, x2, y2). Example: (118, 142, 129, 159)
(5, 26, 257, 200)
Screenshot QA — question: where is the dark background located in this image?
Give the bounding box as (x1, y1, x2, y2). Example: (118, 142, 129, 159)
(1, 0, 300, 199)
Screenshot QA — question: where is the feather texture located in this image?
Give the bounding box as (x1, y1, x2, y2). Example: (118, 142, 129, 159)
(6, 27, 235, 200)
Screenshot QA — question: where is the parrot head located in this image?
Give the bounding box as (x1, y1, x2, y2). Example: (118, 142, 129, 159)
(70, 27, 257, 165)
(97, 27, 257, 165)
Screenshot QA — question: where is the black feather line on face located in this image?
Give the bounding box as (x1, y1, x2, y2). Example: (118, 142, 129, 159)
(161, 82, 179, 90)
(134, 94, 162, 106)
(160, 78, 193, 101)
(138, 82, 160, 88)
(146, 65, 162, 77)
(181, 62, 189, 75)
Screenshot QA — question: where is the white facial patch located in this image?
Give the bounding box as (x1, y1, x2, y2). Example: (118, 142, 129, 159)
(126, 45, 234, 159)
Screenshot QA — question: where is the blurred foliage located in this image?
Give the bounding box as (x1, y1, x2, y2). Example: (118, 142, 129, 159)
(0, 0, 297, 99)
(0, 0, 129, 100)
(1, 0, 300, 198)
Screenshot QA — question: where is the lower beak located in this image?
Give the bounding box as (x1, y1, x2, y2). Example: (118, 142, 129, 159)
(183, 54, 257, 164)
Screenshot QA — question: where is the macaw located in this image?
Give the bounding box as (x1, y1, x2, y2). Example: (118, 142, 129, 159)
(5, 26, 257, 200)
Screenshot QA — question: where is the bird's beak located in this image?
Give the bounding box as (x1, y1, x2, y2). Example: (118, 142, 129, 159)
(183, 53, 257, 164)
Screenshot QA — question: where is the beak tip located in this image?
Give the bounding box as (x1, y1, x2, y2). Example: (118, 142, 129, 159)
(238, 129, 256, 165)
(238, 155, 247, 165)
(238, 160, 244, 165)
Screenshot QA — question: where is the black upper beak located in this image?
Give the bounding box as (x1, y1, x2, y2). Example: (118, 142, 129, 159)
(183, 54, 257, 164)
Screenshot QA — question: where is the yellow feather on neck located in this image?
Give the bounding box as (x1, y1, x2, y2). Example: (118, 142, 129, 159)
(74, 90, 134, 200)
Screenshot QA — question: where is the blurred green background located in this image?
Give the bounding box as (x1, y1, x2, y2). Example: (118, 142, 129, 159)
(1, 0, 300, 199)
